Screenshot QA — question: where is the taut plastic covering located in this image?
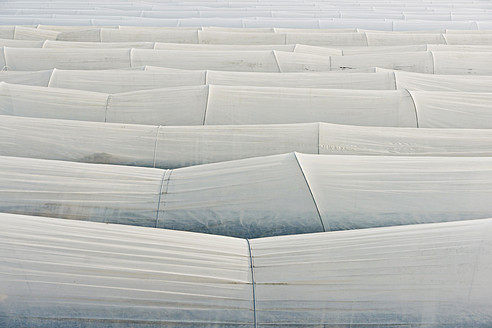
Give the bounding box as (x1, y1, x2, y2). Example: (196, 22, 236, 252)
(43, 29, 492, 46)
(0, 213, 253, 327)
(251, 217, 492, 326)
(411, 91, 492, 128)
(4, 82, 492, 128)
(204, 85, 416, 127)
(1, 48, 331, 72)
(3, 117, 492, 168)
(6, 38, 492, 55)
(331, 51, 492, 74)
(5, 68, 492, 93)
(0, 82, 419, 127)
(0, 68, 395, 92)
(2, 47, 492, 74)
(2, 153, 492, 237)
(1, 213, 492, 326)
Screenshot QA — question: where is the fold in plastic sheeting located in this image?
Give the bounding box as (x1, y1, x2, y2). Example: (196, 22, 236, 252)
(1, 213, 492, 326)
(2, 153, 492, 238)
(2, 117, 492, 169)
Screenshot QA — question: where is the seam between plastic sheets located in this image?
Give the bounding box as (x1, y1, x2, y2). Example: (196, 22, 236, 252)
(46, 68, 55, 87)
(155, 169, 173, 228)
(467, 227, 488, 301)
(245, 238, 257, 328)
(293, 152, 327, 232)
(272, 51, 282, 73)
(104, 95, 112, 123)
(129, 48, 134, 68)
(362, 32, 369, 46)
(1, 47, 7, 71)
(406, 89, 420, 128)
(392, 70, 398, 90)
(202, 84, 210, 125)
(429, 50, 436, 74)
(442, 33, 449, 45)
(152, 125, 161, 168)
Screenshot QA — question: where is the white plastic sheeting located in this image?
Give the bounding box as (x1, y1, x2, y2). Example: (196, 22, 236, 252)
(2, 153, 492, 238)
(5, 25, 492, 45)
(0, 17, 489, 29)
(331, 50, 492, 74)
(3, 116, 492, 169)
(204, 85, 416, 127)
(252, 217, 492, 326)
(6, 38, 492, 57)
(0, 213, 253, 328)
(1, 213, 492, 326)
(2, 47, 492, 74)
(2, 1, 492, 30)
(3, 81, 492, 128)
(0, 82, 415, 127)
(51, 29, 492, 46)
(1, 48, 332, 72)
(4, 67, 492, 93)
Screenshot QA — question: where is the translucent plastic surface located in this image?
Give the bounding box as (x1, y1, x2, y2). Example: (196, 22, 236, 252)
(1, 213, 492, 327)
(2, 154, 492, 237)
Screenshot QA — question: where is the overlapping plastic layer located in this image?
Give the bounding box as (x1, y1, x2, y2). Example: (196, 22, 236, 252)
(2, 47, 492, 74)
(4, 38, 492, 57)
(2, 153, 492, 238)
(3, 117, 492, 168)
(4, 67, 492, 92)
(0, 48, 335, 72)
(3, 81, 492, 128)
(1, 213, 491, 327)
(5, 28, 492, 46)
